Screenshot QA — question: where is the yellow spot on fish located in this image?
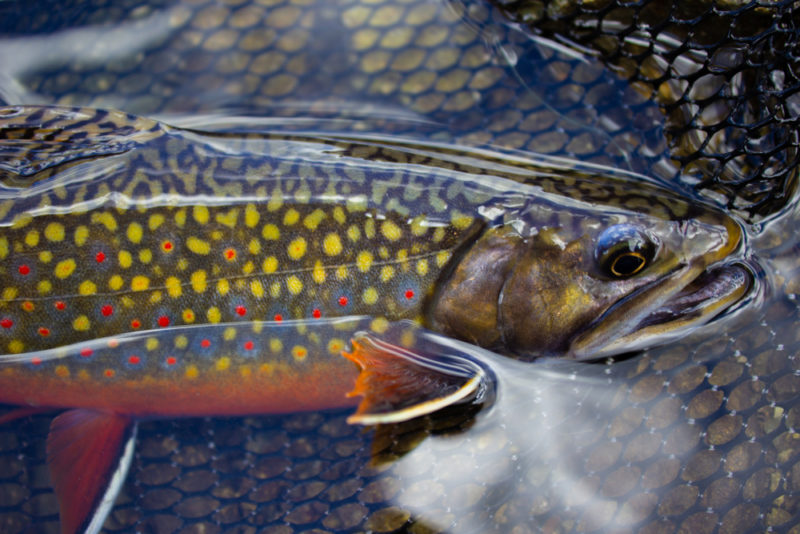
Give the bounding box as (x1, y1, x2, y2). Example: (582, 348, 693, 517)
(333, 206, 346, 225)
(139, 249, 152, 264)
(381, 220, 402, 241)
(410, 215, 428, 236)
(37, 280, 52, 295)
(323, 233, 343, 256)
(251, 280, 264, 298)
(91, 212, 117, 231)
(78, 369, 90, 380)
(283, 209, 300, 226)
(175, 335, 189, 349)
(148, 213, 165, 231)
(216, 357, 231, 371)
(131, 276, 150, 291)
(187, 236, 211, 255)
(303, 209, 326, 230)
(262, 224, 280, 240)
(270, 282, 281, 298)
(433, 227, 445, 243)
(248, 238, 261, 255)
(380, 265, 395, 282)
(185, 365, 199, 379)
(292, 345, 308, 361)
(259, 362, 275, 375)
(79, 280, 97, 295)
(109, 275, 123, 291)
(191, 270, 207, 293)
(177, 258, 188, 271)
(242, 261, 255, 274)
(364, 219, 376, 239)
(347, 225, 360, 242)
(207, 307, 221, 323)
(55, 365, 69, 378)
(312, 261, 326, 284)
(149, 291, 162, 304)
(146, 337, 159, 351)
(416, 259, 429, 276)
(288, 237, 307, 260)
(362, 287, 379, 305)
(0, 237, 7, 259)
(7, 340, 23, 354)
(217, 278, 230, 296)
(127, 222, 143, 244)
(25, 230, 40, 247)
(240, 366, 252, 378)
(74, 225, 89, 246)
(193, 205, 210, 225)
(336, 266, 349, 280)
(451, 211, 474, 230)
(174, 208, 187, 227)
(370, 317, 389, 334)
(245, 204, 260, 227)
(287, 275, 303, 295)
(223, 327, 236, 341)
(436, 250, 451, 267)
(182, 309, 195, 323)
(356, 251, 373, 272)
(262, 256, 278, 273)
(327, 338, 345, 354)
(119, 250, 133, 269)
(2, 288, 17, 300)
(39, 251, 52, 263)
(121, 296, 134, 308)
(165, 277, 182, 298)
(269, 338, 283, 353)
(73, 315, 91, 331)
(55, 258, 76, 279)
(215, 208, 239, 228)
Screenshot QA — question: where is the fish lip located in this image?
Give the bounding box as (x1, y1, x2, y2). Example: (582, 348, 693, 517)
(569, 261, 753, 360)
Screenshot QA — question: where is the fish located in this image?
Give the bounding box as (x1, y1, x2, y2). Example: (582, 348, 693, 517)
(0, 105, 752, 533)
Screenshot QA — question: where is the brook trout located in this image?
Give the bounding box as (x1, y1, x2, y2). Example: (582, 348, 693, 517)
(0, 106, 751, 533)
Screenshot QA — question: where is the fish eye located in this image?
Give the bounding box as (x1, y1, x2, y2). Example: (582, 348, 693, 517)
(595, 224, 655, 279)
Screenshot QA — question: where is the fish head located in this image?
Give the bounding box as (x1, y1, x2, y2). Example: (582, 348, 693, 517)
(430, 191, 752, 360)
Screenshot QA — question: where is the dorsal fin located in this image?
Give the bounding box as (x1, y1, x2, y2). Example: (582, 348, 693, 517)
(46, 409, 136, 534)
(0, 105, 164, 187)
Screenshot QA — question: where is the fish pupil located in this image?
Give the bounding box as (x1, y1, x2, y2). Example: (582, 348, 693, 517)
(611, 252, 646, 277)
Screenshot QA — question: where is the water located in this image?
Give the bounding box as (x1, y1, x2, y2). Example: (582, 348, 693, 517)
(0, 1, 798, 533)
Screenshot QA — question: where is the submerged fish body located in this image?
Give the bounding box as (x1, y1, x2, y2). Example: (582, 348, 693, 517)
(0, 106, 752, 533)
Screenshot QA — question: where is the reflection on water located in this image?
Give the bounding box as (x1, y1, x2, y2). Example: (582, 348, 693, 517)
(0, 0, 799, 533)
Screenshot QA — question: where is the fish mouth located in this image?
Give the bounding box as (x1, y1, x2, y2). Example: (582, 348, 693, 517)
(569, 262, 753, 360)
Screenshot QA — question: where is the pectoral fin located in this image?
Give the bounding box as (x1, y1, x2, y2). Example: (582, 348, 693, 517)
(46, 409, 137, 534)
(342, 328, 493, 425)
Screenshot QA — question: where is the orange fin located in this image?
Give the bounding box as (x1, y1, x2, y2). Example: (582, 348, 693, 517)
(342, 330, 492, 425)
(46, 409, 137, 534)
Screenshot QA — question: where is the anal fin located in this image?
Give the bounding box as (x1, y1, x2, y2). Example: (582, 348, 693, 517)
(46, 409, 137, 534)
(342, 329, 492, 425)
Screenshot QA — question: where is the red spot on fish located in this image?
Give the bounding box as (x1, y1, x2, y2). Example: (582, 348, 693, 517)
(405, 289, 415, 299)
(18, 265, 30, 275)
(55, 301, 66, 310)
(21, 301, 34, 312)
(274, 314, 283, 322)
(166, 356, 177, 366)
(130, 319, 141, 329)
(201, 339, 211, 348)
(244, 341, 254, 351)
(80, 348, 93, 358)
(95, 251, 106, 263)
(158, 316, 170, 327)
(0, 318, 12, 329)
(338, 296, 348, 307)
(128, 355, 140, 365)
(38, 327, 50, 337)
(104, 369, 114, 378)
(236, 305, 247, 316)
(162, 241, 173, 252)
(312, 309, 321, 319)
(101, 305, 113, 317)
(107, 339, 119, 349)
(31, 357, 42, 366)
(224, 248, 236, 261)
